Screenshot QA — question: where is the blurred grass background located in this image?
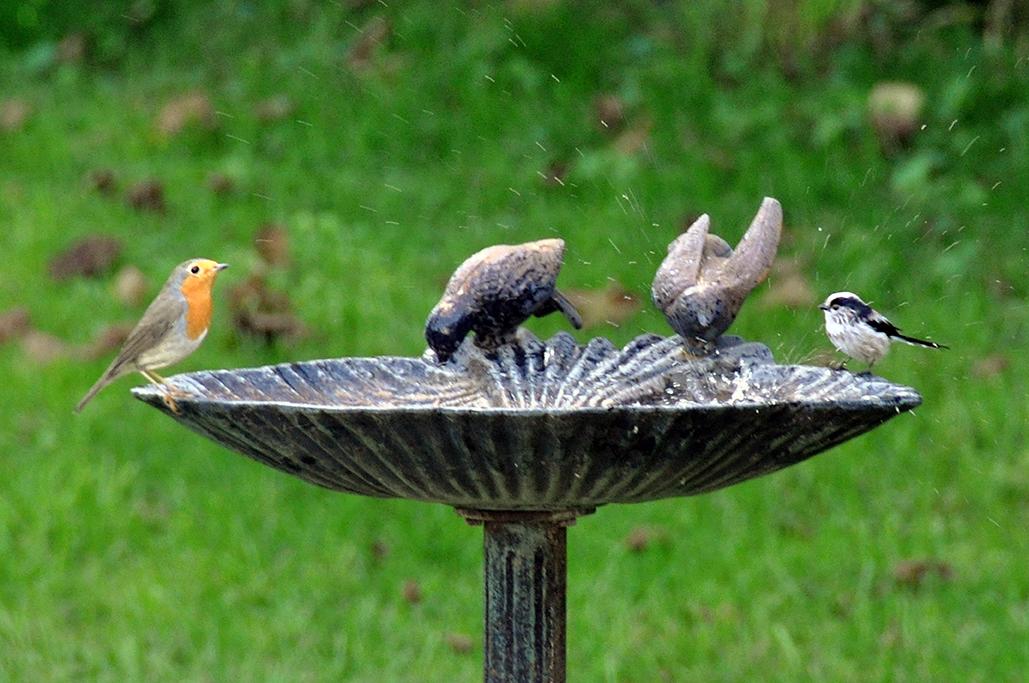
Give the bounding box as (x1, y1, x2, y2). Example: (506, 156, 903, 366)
(1, 0, 1027, 680)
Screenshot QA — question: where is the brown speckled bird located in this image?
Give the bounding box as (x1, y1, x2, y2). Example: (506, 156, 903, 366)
(75, 258, 228, 412)
(652, 197, 782, 355)
(425, 238, 582, 362)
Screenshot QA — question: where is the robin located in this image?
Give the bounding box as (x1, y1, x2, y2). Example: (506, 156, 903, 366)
(75, 258, 229, 413)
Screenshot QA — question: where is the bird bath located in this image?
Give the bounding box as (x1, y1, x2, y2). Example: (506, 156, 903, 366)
(132, 197, 921, 682)
(133, 331, 921, 682)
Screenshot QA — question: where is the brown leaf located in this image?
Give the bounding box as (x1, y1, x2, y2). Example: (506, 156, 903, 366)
(593, 94, 626, 133)
(77, 323, 133, 361)
(972, 354, 1008, 379)
(254, 95, 294, 122)
(879, 620, 902, 649)
(156, 91, 216, 136)
(868, 82, 924, 151)
(21, 330, 70, 364)
(229, 274, 307, 343)
(564, 283, 641, 329)
(56, 33, 88, 64)
(401, 579, 422, 604)
(624, 526, 653, 553)
(370, 539, 390, 561)
(0, 308, 31, 344)
(236, 311, 307, 342)
(127, 179, 166, 213)
(207, 172, 236, 196)
(49, 235, 122, 281)
(1, 99, 32, 133)
(346, 16, 392, 72)
(87, 168, 118, 196)
(540, 161, 568, 188)
(613, 118, 652, 155)
(763, 256, 816, 308)
(893, 559, 954, 589)
(113, 265, 150, 307)
(444, 633, 474, 654)
(255, 223, 290, 267)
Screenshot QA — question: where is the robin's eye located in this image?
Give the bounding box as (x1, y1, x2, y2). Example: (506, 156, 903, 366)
(190, 265, 200, 274)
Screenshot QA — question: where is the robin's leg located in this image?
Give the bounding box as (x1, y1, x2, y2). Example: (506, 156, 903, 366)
(141, 369, 183, 414)
(141, 369, 167, 384)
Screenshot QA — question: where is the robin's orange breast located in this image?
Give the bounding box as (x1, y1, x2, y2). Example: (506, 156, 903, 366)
(180, 277, 214, 340)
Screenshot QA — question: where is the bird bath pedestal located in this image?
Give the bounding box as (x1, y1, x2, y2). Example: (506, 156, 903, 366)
(134, 332, 920, 682)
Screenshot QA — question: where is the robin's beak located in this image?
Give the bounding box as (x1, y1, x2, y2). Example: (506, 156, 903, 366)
(216, 263, 230, 271)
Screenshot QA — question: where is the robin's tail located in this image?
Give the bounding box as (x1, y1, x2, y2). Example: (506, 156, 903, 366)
(75, 364, 128, 413)
(895, 333, 948, 350)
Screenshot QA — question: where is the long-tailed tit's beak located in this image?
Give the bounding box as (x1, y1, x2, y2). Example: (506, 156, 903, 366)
(818, 304, 829, 311)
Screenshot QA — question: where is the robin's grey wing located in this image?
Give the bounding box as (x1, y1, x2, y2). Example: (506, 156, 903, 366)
(106, 293, 184, 374)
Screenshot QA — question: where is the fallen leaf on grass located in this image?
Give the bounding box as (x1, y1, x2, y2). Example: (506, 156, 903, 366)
(156, 91, 217, 136)
(56, 33, 88, 64)
(401, 579, 422, 604)
(564, 283, 641, 329)
(868, 81, 924, 152)
(594, 94, 626, 133)
(893, 558, 954, 589)
(127, 179, 166, 213)
(114, 265, 149, 307)
(762, 256, 816, 308)
(624, 526, 657, 552)
(879, 620, 902, 649)
(207, 172, 236, 196)
(254, 95, 294, 122)
(346, 16, 392, 72)
(236, 311, 307, 342)
(540, 161, 568, 187)
(49, 235, 122, 281)
(444, 633, 474, 654)
(1, 99, 32, 133)
(613, 118, 652, 155)
(370, 539, 390, 562)
(21, 330, 70, 364)
(0, 308, 31, 344)
(972, 354, 1008, 378)
(229, 274, 307, 343)
(255, 223, 290, 267)
(87, 168, 118, 196)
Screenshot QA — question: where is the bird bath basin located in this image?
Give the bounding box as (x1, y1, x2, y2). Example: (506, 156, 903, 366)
(134, 330, 921, 682)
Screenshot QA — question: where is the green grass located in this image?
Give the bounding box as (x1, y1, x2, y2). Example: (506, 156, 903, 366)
(1, 1, 1027, 680)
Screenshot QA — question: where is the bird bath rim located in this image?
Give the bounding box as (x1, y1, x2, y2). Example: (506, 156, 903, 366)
(133, 382, 918, 415)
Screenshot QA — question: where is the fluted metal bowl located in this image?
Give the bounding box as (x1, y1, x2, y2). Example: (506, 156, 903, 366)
(133, 332, 921, 510)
